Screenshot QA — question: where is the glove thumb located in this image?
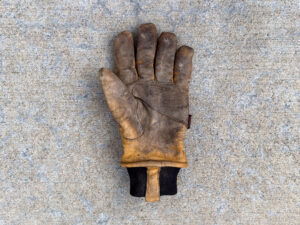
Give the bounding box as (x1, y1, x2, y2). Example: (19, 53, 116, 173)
(99, 68, 143, 139)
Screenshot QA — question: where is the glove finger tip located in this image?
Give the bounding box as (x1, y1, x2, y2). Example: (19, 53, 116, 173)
(99, 68, 112, 81)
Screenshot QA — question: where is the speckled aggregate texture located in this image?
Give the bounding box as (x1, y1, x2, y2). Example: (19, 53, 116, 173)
(0, 0, 299, 224)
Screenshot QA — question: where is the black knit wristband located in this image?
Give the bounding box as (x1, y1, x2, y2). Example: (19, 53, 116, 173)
(127, 167, 180, 197)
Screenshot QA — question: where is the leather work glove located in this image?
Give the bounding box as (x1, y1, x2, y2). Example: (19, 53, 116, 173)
(99, 23, 194, 202)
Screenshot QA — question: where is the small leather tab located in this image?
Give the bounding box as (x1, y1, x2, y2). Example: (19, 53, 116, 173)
(187, 114, 192, 129)
(145, 167, 160, 202)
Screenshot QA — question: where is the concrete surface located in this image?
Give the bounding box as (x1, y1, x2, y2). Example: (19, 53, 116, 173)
(0, 0, 299, 224)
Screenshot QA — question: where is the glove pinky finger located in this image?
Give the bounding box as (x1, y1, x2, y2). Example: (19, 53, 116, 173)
(173, 46, 194, 90)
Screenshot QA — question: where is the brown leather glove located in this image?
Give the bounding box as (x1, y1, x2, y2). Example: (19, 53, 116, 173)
(99, 23, 194, 202)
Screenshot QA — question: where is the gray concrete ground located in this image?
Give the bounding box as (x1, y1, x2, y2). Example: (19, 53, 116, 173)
(0, 0, 299, 224)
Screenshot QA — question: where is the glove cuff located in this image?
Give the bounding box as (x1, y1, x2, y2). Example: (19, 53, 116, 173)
(127, 167, 180, 199)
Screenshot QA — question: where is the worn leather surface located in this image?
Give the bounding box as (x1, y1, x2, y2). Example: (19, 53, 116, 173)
(99, 23, 193, 201)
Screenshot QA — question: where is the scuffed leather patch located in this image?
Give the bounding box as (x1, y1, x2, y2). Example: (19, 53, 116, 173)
(131, 80, 189, 126)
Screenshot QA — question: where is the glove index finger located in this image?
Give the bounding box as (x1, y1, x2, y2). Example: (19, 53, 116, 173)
(114, 31, 138, 85)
